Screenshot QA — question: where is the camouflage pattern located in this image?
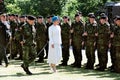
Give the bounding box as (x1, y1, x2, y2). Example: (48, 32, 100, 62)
(97, 23, 110, 70)
(22, 22, 36, 67)
(71, 20, 84, 67)
(112, 25, 120, 73)
(35, 22, 47, 61)
(9, 20, 18, 59)
(85, 21, 97, 69)
(61, 22, 70, 65)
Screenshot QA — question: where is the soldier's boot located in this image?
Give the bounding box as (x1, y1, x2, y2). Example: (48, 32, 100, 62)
(59, 62, 68, 66)
(21, 64, 32, 75)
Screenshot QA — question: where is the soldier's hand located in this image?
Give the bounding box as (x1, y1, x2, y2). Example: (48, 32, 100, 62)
(110, 33, 114, 38)
(20, 41, 24, 46)
(70, 29, 73, 33)
(82, 41, 84, 46)
(108, 43, 111, 48)
(95, 33, 98, 36)
(83, 32, 87, 36)
(51, 44, 54, 48)
(94, 42, 96, 46)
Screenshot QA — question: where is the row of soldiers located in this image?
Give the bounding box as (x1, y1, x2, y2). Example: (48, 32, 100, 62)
(0, 12, 120, 74)
(59, 12, 120, 73)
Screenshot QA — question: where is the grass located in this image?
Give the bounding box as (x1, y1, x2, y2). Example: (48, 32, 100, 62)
(0, 50, 120, 80)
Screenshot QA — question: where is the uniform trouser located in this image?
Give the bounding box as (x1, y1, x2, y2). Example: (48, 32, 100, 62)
(23, 45, 36, 67)
(15, 40, 23, 58)
(114, 46, 120, 73)
(97, 44, 108, 69)
(72, 43, 82, 66)
(11, 39, 18, 58)
(86, 42, 95, 68)
(62, 44, 69, 64)
(110, 45, 116, 69)
(45, 43, 48, 58)
(0, 45, 8, 64)
(36, 40, 45, 61)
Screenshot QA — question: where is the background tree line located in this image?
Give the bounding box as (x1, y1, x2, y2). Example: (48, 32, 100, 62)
(1, 0, 119, 18)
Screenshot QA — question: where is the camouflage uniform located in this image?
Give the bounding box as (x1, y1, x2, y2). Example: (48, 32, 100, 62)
(85, 21, 97, 69)
(35, 22, 47, 62)
(97, 22, 110, 70)
(14, 22, 25, 60)
(112, 25, 120, 73)
(71, 20, 84, 68)
(61, 22, 70, 66)
(22, 22, 36, 68)
(9, 20, 18, 59)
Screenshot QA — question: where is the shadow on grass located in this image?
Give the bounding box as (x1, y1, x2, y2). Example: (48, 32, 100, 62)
(2, 60, 120, 80)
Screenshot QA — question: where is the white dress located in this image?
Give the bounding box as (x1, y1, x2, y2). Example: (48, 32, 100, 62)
(47, 24, 62, 65)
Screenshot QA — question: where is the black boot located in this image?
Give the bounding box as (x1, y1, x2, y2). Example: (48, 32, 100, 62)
(21, 64, 32, 75)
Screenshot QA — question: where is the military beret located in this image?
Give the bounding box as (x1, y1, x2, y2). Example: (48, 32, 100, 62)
(19, 15, 26, 18)
(37, 16, 43, 19)
(100, 15, 107, 19)
(75, 13, 79, 17)
(88, 13, 95, 18)
(15, 14, 18, 17)
(115, 15, 120, 21)
(11, 14, 15, 16)
(27, 15, 35, 20)
(100, 13, 106, 16)
(63, 16, 68, 19)
(52, 16, 59, 22)
(78, 11, 82, 14)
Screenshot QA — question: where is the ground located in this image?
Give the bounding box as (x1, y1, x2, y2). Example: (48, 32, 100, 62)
(0, 50, 120, 80)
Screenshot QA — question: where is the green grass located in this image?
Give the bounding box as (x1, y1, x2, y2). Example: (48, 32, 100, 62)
(0, 50, 120, 80)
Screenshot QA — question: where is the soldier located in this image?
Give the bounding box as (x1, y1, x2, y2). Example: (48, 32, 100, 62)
(14, 15, 26, 60)
(45, 15, 53, 59)
(110, 16, 120, 73)
(95, 14, 110, 71)
(84, 13, 97, 69)
(9, 14, 18, 59)
(35, 16, 47, 63)
(59, 16, 71, 66)
(0, 13, 9, 67)
(70, 13, 84, 68)
(20, 15, 36, 75)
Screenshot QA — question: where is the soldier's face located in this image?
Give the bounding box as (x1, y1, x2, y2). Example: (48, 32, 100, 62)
(63, 18, 68, 23)
(0, 16, 6, 21)
(116, 20, 120, 26)
(27, 20, 35, 25)
(75, 16, 80, 21)
(89, 18, 94, 23)
(38, 18, 43, 23)
(100, 19, 106, 24)
(9, 16, 14, 20)
(20, 18, 25, 22)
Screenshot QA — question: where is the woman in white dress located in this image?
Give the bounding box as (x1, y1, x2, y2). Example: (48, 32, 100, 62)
(47, 16, 62, 73)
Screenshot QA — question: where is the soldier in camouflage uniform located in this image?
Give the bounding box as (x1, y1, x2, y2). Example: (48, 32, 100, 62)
(14, 15, 26, 60)
(9, 14, 18, 59)
(110, 16, 120, 73)
(96, 15, 110, 71)
(59, 16, 70, 66)
(35, 16, 47, 63)
(71, 13, 84, 68)
(21, 15, 36, 75)
(84, 13, 97, 69)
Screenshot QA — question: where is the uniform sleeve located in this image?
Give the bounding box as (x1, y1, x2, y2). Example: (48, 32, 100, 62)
(48, 27, 54, 44)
